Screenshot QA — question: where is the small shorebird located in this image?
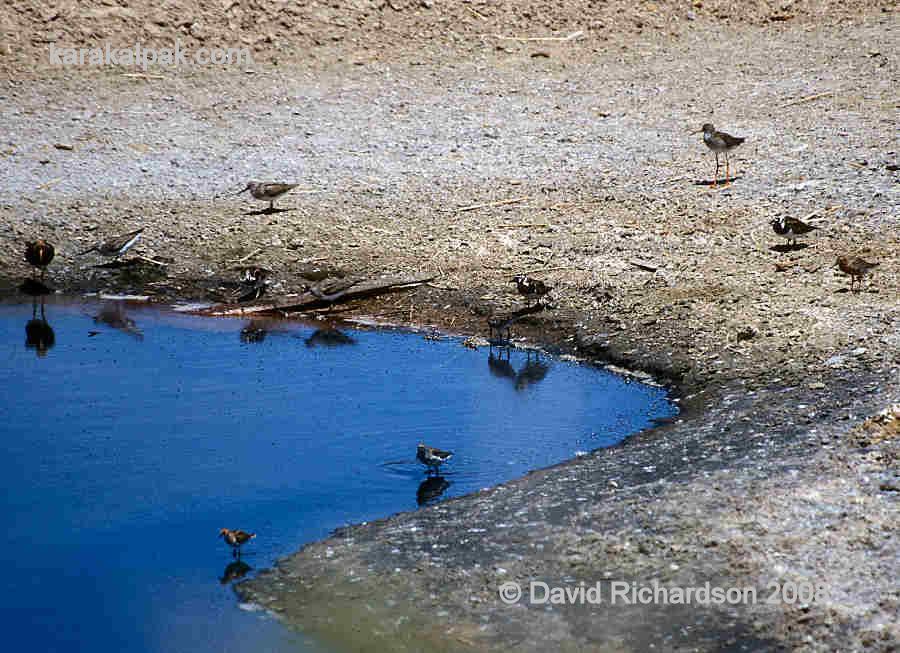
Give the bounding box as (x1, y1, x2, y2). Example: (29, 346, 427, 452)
(219, 528, 256, 558)
(24, 239, 55, 280)
(836, 256, 879, 291)
(770, 216, 819, 247)
(417, 443, 453, 473)
(235, 181, 299, 211)
(79, 228, 144, 260)
(695, 123, 745, 187)
(487, 302, 547, 344)
(512, 275, 550, 301)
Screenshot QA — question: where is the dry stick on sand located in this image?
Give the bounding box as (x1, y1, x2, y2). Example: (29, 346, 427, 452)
(778, 90, 833, 108)
(496, 223, 552, 229)
(486, 31, 584, 42)
(229, 248, 263, 264)
(456, 196, 529, 212)
(523, 265, 572, 275)
(38, 178, 63, 190)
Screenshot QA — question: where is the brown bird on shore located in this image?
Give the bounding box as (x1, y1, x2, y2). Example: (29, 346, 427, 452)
(771, 216, 819, 247)
(416, 443, 453, 473)
(512, 275, 550, 301)
(235, 181, 299, 211)
(79, 228, 144, 260)
(219, 528, 256, 558)
(695, 123, 745, 187)
(836, 256, 879, 291)
(25, 239, 55, 280)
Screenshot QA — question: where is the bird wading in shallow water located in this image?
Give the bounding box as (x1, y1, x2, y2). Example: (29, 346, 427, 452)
(24, 239, 55, 280)
(234, 181, 299, 211)
(416, 443, 453, 474)
(78, 228, 144, 260)
(695, 123, 745, 187)
(770, 216, 819, 247)
(219, 528, 256, 558)
(836, 256, 879, 291)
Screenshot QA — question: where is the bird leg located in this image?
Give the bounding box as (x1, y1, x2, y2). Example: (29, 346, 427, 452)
(723, 152, 731, 186)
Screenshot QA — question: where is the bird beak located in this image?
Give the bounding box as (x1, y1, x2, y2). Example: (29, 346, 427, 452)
(234, 184, 250, 196)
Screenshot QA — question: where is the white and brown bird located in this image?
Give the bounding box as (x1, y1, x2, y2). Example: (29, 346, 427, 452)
(512, 275, 550, 301)
(219, 528, 256, 558)
(79, 228, 144, 260)
(695, 123, 745, 187)
(416, 443, 453, 473)
(24, 239, 55, 280)
(235, 181, 299, 211)
(771, 216, 819, 247)
(836, 256, 879, 291)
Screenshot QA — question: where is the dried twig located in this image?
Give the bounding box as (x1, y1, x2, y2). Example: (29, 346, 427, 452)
(135, 254, 168, 267)
(630, 260, 658, 272)
(38, 177, 63, 190)
(496, 223, 551, 229)
(522, 265, 571, 275)
(465, 5, 486, 19)
(228, 248, 263, 264)
(486, 31, 584, 42)
(779, 91, 833, 108)
(457, 196, 529, 212)
(122, 72, 166, 80)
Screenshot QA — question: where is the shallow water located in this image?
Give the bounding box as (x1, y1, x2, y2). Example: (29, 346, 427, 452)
(1, 297, 676, 653)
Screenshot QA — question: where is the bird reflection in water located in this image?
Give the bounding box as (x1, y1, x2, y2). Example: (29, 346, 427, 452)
(25, 297, 55, 358)
(93, 303, 144, 341)
(416, 476, 450, 506)
(219, 560, 252, 585)
(488, 345, 516, 380)
(240, 320, 268, 343)
(515, 350, 550, 392)
(304, 328, 356, 348)
(486, 347, 551, 391)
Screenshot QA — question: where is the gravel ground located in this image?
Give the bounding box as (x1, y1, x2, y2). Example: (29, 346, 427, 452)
(1, 2, 898, 651)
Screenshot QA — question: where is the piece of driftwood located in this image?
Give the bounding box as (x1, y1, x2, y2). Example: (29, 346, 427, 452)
(198, 274, 436, 316)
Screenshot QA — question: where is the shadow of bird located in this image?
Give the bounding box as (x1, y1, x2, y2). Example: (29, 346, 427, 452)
(219, 560, 253, 584)
(417, 476, 451, 506)
(488, 346, 516, 380)
(93, 303, 144, 340)
(25, 297, 55, 357)
(305, 328, 356, 347)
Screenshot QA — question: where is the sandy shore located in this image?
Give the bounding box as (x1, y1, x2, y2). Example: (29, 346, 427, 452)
(2, 2, 898, 650)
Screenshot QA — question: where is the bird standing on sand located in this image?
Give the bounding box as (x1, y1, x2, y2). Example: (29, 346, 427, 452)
(417, 443, 453, 473)
(836, 256, 879, 291)
(771, 216, 819, 247)
(235, 181, 299, 211)
(25, 239, 55, 280)
(219, 528, 256, 558)
(695, 123, 745, 187)
(512, 275, 550, 302)
(78, 228, 144, 260)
